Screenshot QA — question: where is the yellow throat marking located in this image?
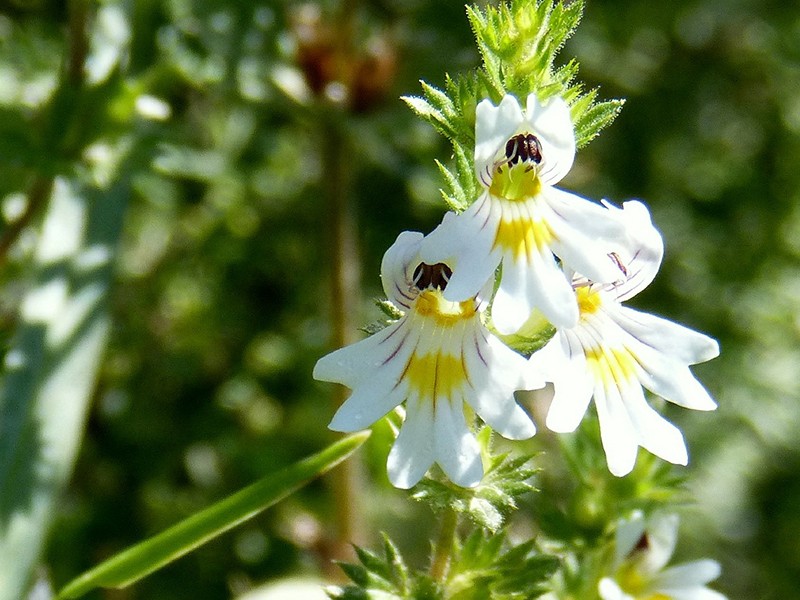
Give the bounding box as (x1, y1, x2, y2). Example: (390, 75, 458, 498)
(413, 290, 476, 326)
(489, 163, 542, 201)
(576, 286, 603, 316)
(405, 352, 468, 404)
(493, 206, 553, 259)
(403, 290, 475, 403)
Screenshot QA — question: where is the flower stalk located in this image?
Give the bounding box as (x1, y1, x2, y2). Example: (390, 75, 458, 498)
(430, 508, 459, 583)
(322, 113, 366, 559)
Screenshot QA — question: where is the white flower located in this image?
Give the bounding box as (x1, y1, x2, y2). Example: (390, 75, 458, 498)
(420, 93, 625, 335)
(314, 231, 540, 489)
(599, 512, 727, 600)
(529, 201, 719, 476)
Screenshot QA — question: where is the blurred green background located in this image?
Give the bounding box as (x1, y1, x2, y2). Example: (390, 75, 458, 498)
(0, 0, 798, 598)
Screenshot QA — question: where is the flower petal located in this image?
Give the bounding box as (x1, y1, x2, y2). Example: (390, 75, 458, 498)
(598, 578, 629, 600)
(475, 95, 525, 181)
(524, 94, 575, 186)
(613, 305, 720, 365)
(595, 380, 639, 477)
(534, 333, 594, 433)
(328, 375, 408, 433)
(420, 196, 502, 303)
(662, 589, 728, 600)
(492, 240, 578, 334)
(614, 511, 648, 562)
(387, 395, 435, 489)
(621, 382, 688, 466)
(643, 513, 680, 572)
(653, 560, 722, 589)
(543, 187, 628, 284)
(631, 342, 718, 411)
(602, 200, 664, 302)
(463, 328, 538, 439)
(380, 231, 423, 309)
(433, 396, 483, 487)
(313, 320, 410, 388)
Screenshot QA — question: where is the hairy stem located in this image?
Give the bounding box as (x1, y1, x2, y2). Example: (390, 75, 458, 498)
(430, 509, 459, 582)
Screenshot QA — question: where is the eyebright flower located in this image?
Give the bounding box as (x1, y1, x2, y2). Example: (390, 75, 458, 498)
(420, 93, 625, 335)
(599, 512, 727, 600)
(313, 231, 539, 489)
(528, 201, 719, 476)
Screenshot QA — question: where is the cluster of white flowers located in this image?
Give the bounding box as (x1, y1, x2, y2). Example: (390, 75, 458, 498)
(314, 92, 719, 489)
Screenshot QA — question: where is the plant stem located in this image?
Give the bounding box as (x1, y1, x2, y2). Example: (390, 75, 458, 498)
(430, 509, 459, 583)
(0, 177, 53, 269)
(66, 0, 89, 87)
(323, 112, 365, 564)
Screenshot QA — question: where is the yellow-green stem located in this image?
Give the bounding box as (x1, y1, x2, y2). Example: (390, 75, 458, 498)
(430, 509, 459, 583)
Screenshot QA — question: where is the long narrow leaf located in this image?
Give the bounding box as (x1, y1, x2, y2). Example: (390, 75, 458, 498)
(56, 431, 370, 599)
(0, 175, 128, 600)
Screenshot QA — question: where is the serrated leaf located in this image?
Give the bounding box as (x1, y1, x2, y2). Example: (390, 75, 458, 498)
(354, 546, 393, 583)
(412, 439, 539, 533)
(360, 300, 403, 335)
(466, 497, 503, 531)
(447, 530, 560, 600)
(381, 534, 410, 593)
(339, 563, 371, 588)
(574, 99, 625, 148)
(419, 81, 457, 119)
(402, 96, 458, 140)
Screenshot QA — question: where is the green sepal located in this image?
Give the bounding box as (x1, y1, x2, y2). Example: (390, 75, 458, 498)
(412, 429, 538, 532)
(492, 308, 556, 358)
(329, 533, 440, 600)
(447, 530, 561, 599)
(361, 299, 404, 335)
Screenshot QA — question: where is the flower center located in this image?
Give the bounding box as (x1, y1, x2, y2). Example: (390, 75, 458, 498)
(489, 133, 543, 201)
(505, 133, 543, 166)
(414, 289, 476, 326)
(576, 286, 603, 316)
(616, 561, 673, 600)
(413, 262, 452, 291)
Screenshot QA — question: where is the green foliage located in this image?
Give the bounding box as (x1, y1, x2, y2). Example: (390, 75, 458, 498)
(404, 0, 623, 210)
(57, 432, 369, 599)
(493, 308, 555, 358)
(361, 299, 405, 335)
(327, 534, 428, 600)
(412, 429, 538, 532)
(0, 174, 129, 600)
(330, 530, 559, 600)
(447, 531, 560, 600)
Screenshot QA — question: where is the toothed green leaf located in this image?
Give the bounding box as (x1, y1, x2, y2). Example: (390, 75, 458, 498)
(412, 433, 539, 533)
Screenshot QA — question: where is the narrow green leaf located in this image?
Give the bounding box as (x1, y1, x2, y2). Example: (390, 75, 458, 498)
(381, 534, 409, 593)
(354, 546, 391, 581)
(57, 432, 370, 599)
(419, 81, 456, 119)
(0, 174, 128, 599)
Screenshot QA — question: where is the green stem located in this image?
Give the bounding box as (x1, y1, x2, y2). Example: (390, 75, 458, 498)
(0, 177, 53, 269)
(430, 509, 459, 583)
(66, 0, 89, 87)
(323, 112, 365, 565)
